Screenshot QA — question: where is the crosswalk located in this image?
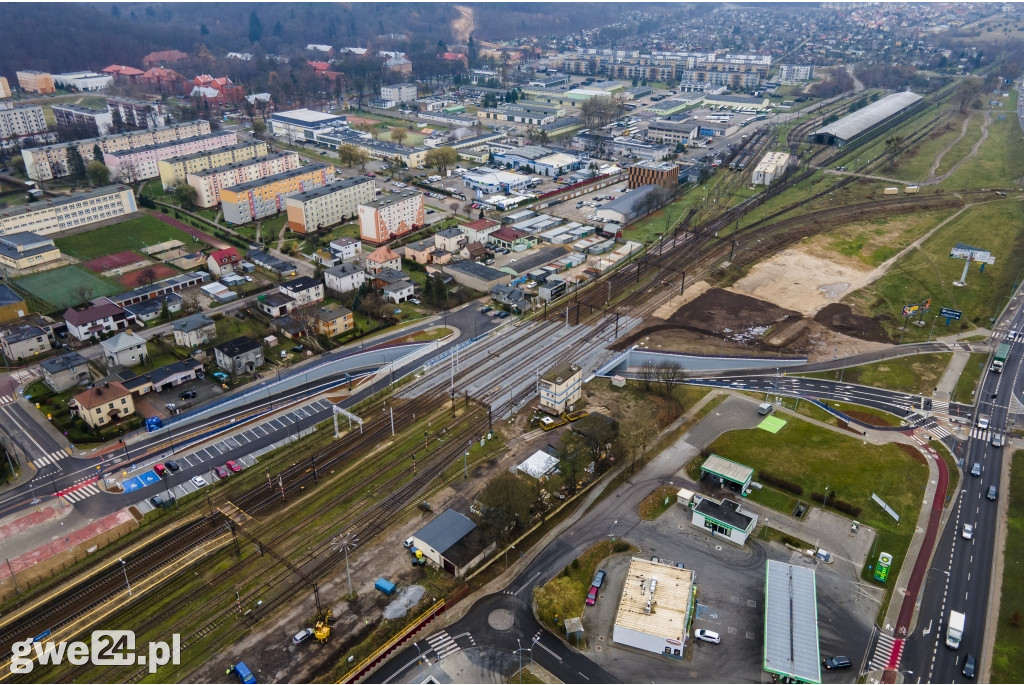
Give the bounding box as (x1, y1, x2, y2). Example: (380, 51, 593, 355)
(425, 631, 462, 660)
(8, 367, 40, 384)
(970, 428, 993, 441)
(930, 400, 949, 414)
(868, 632, 904, 671)
(0, 394, 14, 406)
(31, 448, 72, 469)
(62, 482, 101, 503)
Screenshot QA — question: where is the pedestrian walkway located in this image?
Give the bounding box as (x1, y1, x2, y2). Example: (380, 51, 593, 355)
(868, 632, 905, 671)
(31, 447, 71, 469)
(426, 631, 462, 660)
(8, 366, 41, 385)
(61, 481, 101, 504)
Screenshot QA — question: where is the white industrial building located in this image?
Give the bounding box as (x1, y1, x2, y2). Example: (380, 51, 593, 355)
(407, 509, 493, 576)
(270, 108, 347, 141)
(612, 557, 694, 659)
(751, 152, 791, 186)
(461, 168, 532, 195)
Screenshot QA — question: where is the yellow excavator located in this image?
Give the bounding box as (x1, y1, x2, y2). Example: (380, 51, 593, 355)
(314, 609, 333, 643)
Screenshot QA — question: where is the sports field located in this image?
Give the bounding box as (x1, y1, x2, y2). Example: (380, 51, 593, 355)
(54, 215, 198, 260)
(119, 264, 178, 288)
(15, 266, 119, 310)
(82, 251, 143, 273)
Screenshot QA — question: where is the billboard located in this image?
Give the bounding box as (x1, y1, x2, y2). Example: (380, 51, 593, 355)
(901, 298, 932, 318)
(950, 243, 995, 264)
(874, 552, 893, 583)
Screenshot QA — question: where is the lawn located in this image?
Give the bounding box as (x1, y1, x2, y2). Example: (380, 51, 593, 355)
(798, 209, 957, 269)
(887, 114, 969, 182)
(55, 214, 198, 260)
(843, 200, 1024, 338)
(534, 539, 635, 630)
(943, 96, 1024, 190)
(953, 353, 988, 404)
(14, 265, 119, 310)
(991, 451, 1024, 683)
(705, 416, 927, 590)
(213, 313, 271, 342)
(799, 353, 952, 395)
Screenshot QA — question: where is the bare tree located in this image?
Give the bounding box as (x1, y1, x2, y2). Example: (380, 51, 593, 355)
(952, 76, 983, 114)
(654, 362, 685, 396)
(638, 359, 657, 391)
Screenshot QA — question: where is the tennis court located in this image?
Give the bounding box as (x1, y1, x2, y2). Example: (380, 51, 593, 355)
(15, 266, 119, 310)
(119, 264, 179, 288)
(82, 251, 142, 273)
(758, 415, 788, 433)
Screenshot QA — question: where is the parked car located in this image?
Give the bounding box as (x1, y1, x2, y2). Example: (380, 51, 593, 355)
(215, 465, 229, 479)
(150, 495, 164, 508)
(592, 569, 606, 588)
(291, 344, 304, 353)
(480, 306, 493, 314)
(154, 463, 167, 477)
(179, 389, 197, 400)
(409, 298, 421, 305)
(823, 656, 852, 670)
(226, 460, 242, 473)
(191, 475, 208, 488)
(165, 460, 181, 472)
(694, 629, 720, 644)
(585, 585, 598, 606)
(497, 311, 510, 319)
(292, 628, 314, 645)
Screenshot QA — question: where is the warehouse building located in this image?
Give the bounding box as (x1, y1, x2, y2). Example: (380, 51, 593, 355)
(407, 509, 494, 576)
(270, 108, 346, 141)
(807, 91, 923, 148)
(285, 176, 376, 234)
(435, 260, 510, 292)
(751, 152, 791, 186)
(595, 185, 668, 225)
(612, 557, 694, 659)
(763, 560, 821, 683)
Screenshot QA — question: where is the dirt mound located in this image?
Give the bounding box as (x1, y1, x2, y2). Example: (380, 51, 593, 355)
(813, 304, 892, 344)
(668, 288, 801, 340)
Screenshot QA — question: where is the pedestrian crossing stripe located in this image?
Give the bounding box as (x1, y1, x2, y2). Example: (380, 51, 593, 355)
(425, 631, 461, 660)
(868, 632, 902, 671)
(929, 424, 951, 439)
(31, 449, 71, 468)
(970, 428, 990, 440)
(931, 400, 949, 412)
(62, 483, 100, 503)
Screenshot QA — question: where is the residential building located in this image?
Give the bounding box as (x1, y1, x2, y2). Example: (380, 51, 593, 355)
(220, 163, 335, 225)
(357, 191, 424, 244)
(0, 185, 137, 238)
(383, 281, 414, 304)
(751, 152, 792, 186)
(402, 237, 439, 265)
(186, 151, 300, 207)
(0, 77, 11, 99)
(488, 226, 537, 251)
(285, 176, 376, 234)
(381, 83, 418, 103)
(40, 351, 91, 392)
(71, 381, 135, 429)
(206, 247, 241, 276)
(52, 104, 113, 137)
(100, 330, 148, 369)
(612, 557, 694, 658)
(0, 284, 27, 324)
(371, 267, 410, 290)
(434, 227, 466, 253)
(259, 292, 296, 317)
(139, 67, 185, 93)
(214, 336, 264, 375)
(63, 297, 134, 341)
(102, 64, 145, 83)
(22, 120, 212, 181)
(385, 56, 413, 76)
(0, 233, 62, 270)
(340, 137, 429, 169)
(627, 161, 679, 190)
(0, 319, 52, 360)
(315, 303, 354, 336)
(142, 50, 189, 67)
(269, 108, 346, 141)
(491, 284, 528, 311)
(539, 362, 582, 414)
(328, 237, 362, 261)
(158, 141, 269, 189)
(248, 250, 297, 277)
(324, 262, 366, 294)
(124, 293, 181, 322)
(435, 261, 510, 292)
(106, 97, 166, 129)
(16, 70, 55, 94)
(777, 64, 815, 84)
(104, 130, 238, 183)
(366, 245, 402, 274)
(459, 218, 502, 244)
(0, 105, 48, 140)
(279, 276, 324, 306)
(172, 312, 217, 348)
(52, 71, 112, 91)
(680, 53, 771, 89)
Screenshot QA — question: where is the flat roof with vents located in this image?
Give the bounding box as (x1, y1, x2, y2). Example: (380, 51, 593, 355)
(763, 560, 821, 683)
(613, 557, 694, 647)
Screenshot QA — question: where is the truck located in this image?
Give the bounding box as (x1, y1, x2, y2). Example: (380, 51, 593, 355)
(946, 610, 965, 649)
(992, 343, 1010, 372)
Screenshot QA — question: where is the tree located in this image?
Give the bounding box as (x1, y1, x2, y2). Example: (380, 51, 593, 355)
(138, 267, 158, 286)
(884, 136, 906, 169)
(86, 160, 110, 186)
(558, 432, 593, 495)
(92, 144, 104, 165)
(390, 127, 410, 146)
(248, 11, 263, 43)
(65, 147, 87, 184)
(478, 472, 537, 543)
(251, 119, 267, 138)
(337, 144, 370, 170)
(180, 292, 201, 314)
(160, 298, 171, 322)
(174, 183, 198, 210)
(424, 147, 458, 177)
(622, 408, 658, 476)
(953, 76, 983, 114)
(272, 20, 283, 37)
(654, 362, 685, 397)
(10, 155, 24, 176)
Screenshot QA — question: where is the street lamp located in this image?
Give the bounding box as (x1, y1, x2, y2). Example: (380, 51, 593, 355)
(119, 558, 132, 596)
(333, 532, 358, 599)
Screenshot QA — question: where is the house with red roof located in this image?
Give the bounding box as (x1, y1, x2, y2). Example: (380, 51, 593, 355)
(190, 75, 245, 106)
(443, 52, 469, 67)
(102, 65, 145, 83)
(366, 245, 401, 274)
(307, 61, 331, 74)
(206, 247, 241, 276)
(488, 226, 537, 251)
(140, 67, 186, 94)
(143, 50, 190, 68)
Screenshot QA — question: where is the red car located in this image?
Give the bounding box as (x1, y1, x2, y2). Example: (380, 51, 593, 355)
(586, 585, 598, 606)
(225, 460, 241, 473)
(214, 465, 229, 479)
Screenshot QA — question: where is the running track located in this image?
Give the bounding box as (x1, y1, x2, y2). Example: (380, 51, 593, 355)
(152, 212, 230, 249)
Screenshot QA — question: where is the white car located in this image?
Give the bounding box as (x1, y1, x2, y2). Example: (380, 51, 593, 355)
(694, 629, 721, 644)
(191, 475, 208, 489)
(962, 523, 973, 540)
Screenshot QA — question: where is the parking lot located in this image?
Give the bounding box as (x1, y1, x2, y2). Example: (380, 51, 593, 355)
(144, 375, 225, 419)
(130, 453, 256, 514)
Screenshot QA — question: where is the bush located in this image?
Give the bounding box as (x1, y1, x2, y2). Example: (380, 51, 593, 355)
(613, 541, 630, 553)
(758, 471, 804, 496)
(811, 491, 862, 517)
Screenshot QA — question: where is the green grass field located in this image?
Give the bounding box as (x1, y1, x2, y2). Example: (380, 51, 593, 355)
(953, 353, 988, 404)
(54, 215, 197, 260)
(943, 95, 1024, 189)
(803, 209, 957, 269)
(15, 265, 119, 309)
(891, 114, 969, 181)
(991, 451, 1024, 682)
(844, 199, 1024, 338)
(800, 353, 951, 394)
(707, 415, 927, 593)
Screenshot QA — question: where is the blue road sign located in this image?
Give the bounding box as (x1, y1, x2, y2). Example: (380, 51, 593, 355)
(940, 307, 962, 320)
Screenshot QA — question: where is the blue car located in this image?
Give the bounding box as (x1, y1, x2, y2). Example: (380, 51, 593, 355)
(212, 371, 229, 381)
(497, 311, 510, 319)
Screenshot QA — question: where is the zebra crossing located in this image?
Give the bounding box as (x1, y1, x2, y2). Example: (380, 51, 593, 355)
(62, 482, 101, 503)
(0, 394, 14, 406)
(930, 400, 949, 414)
(970, 428, 992, 441)
(31, 448, 72, 468)
(868, 632, 904, 672)
(7, 366, 40, 384)
(425, 631, 462, 660)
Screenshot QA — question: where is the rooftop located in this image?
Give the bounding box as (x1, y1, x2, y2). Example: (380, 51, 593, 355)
(0, 185, 132, 221)
(764, 560, 820, 682)
(221, 163, 332, 194)
(0, 284, 26, 306)
(363, 190, 422, 209)
(40, 351, 88, 374)
(413, 509, 476, 554)
(189, 151, 297, 177)
(693, 495, 755, 530)
(287, 176, 374, 202)
(613, 557, 693, 641)
(164, 142, 266, 165)
(542, 362, 580, 384)
(700, 453, 753, 485)
(105, 131, 233, 157)
(444, 260, 508, 282)
(811, 91, 922, 142)
(271, 108, 346, 126)
(73, 381, 131, 409)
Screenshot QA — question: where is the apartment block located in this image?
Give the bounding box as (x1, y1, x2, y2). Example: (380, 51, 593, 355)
(381, 83, 418, 103)
(357, 190, 425, 244)
(157, 141, 269, 189)
(186, 151, 299, 207)
(0, 185, 137, 238)
(16, 70, 55, 94)
(285, 176, 376, 234)
(52, 104, 113, 137)
(106, 97, 166, 129)
(220, 163, 334, 225)
(104, 131, 238, 183)
(0, 105, 47, 140)
(0, 77, 11, 99)
(22, 120, 211, 181)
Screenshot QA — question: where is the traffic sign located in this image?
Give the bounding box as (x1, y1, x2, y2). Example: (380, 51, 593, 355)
(940, 307, 962, 320)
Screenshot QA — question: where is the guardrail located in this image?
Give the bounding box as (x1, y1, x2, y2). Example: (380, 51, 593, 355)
(339, 599, 446, 684)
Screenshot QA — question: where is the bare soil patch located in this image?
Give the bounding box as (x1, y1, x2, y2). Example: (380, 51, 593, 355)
(729, 247, 870, 315)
